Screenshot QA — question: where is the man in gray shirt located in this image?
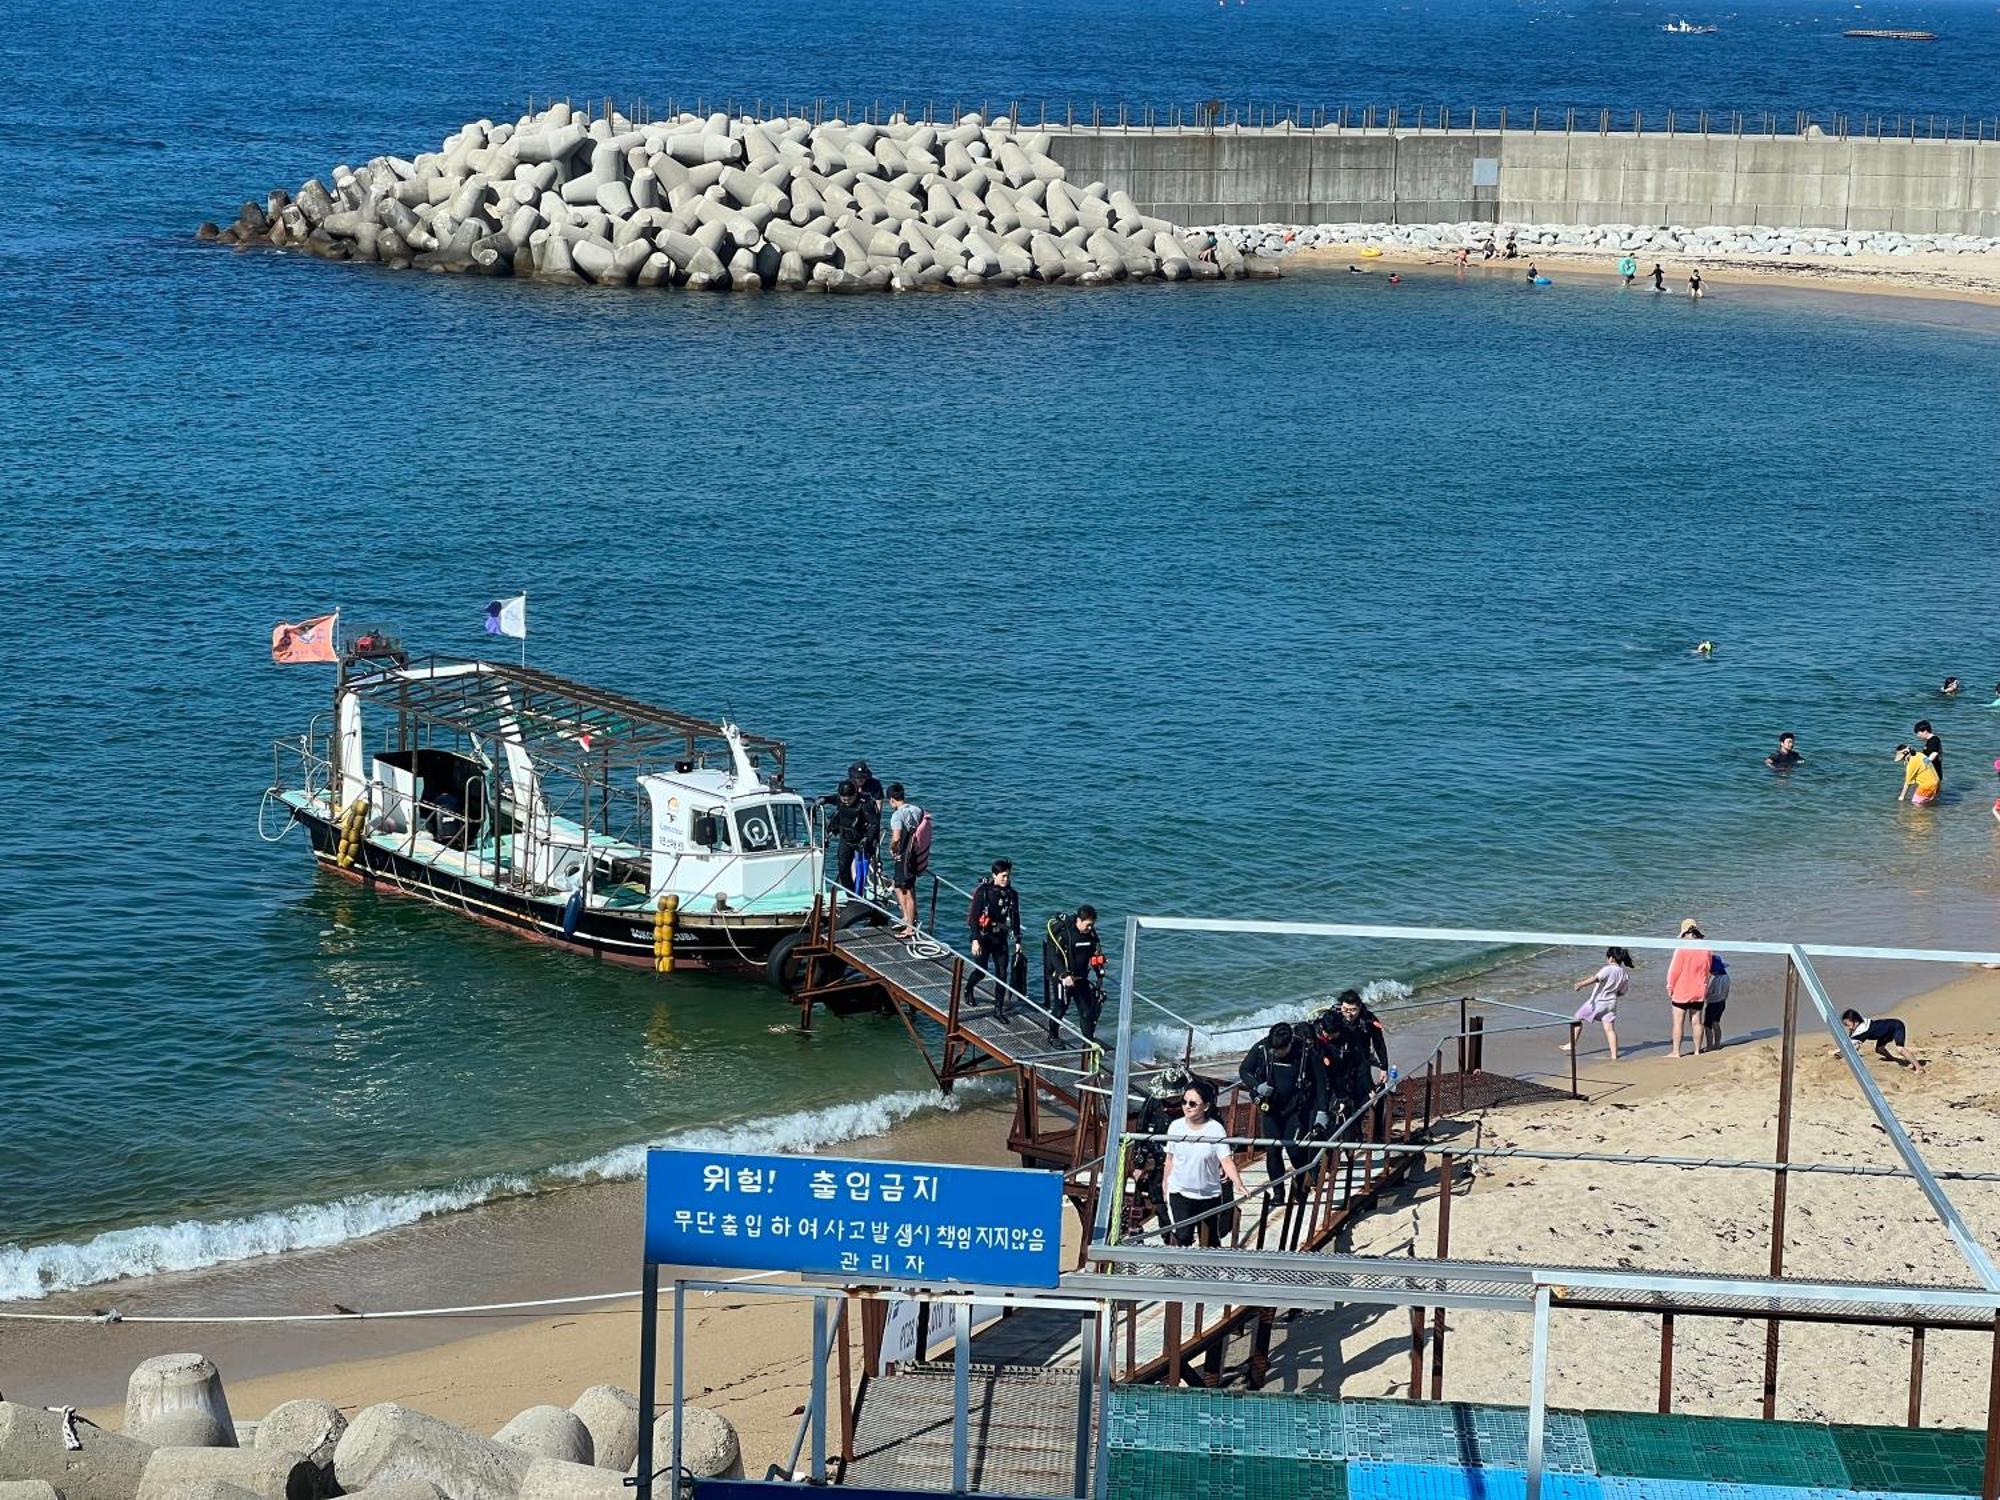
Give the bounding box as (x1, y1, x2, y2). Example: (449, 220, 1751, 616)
(887, 783, 929, 936)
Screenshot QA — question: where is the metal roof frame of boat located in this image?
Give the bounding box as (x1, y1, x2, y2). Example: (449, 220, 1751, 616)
(338, 653, 788, 781)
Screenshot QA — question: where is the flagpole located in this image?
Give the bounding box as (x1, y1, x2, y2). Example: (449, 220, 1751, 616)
(520, 592, 527, 668)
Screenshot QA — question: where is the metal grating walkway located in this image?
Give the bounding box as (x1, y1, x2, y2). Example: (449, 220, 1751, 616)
(845, 1361, 1086, 1496)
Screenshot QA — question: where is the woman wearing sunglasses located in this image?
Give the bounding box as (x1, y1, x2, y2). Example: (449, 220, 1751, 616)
(1163, 1077, 1246, 1247)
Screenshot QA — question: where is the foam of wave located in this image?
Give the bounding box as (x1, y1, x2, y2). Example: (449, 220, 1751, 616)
(0, 1088, 958, 1303)
(1133, 977, 1416, 1061)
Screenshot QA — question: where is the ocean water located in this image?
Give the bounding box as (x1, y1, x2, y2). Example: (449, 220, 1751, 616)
(2, 0, 1999, 1303)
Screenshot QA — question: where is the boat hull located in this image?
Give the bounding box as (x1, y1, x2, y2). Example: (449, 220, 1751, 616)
(294, 807, 803, 980)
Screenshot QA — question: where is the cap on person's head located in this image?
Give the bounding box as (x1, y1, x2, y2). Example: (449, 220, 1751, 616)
(1269, 1021, 1295, 1048)
(1076, 903, 1097, 923)
(887, 781, 906, 801)
(991, 857, 1012, 875)
(1678, 918, 1701, 938)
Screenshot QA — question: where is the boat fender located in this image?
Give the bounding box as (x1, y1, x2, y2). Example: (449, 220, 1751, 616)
(767, 929, 805, 992)
(653, 893, 679, 972)
(562, 888, 583, 939)
(336, 795, 370, 869)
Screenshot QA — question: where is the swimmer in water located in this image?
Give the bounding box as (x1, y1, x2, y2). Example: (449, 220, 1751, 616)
(1765, 732, 1802, 770)
(1695, 640, 1715, 657)
(1942, 676, 1960, 696)
(1895, 743, 1940, 806)
(1526, 262, 1539, 282)
(1387, 272, 1401, 284)
(1618, 253, 1637, 285)
(1689, 267, 1705, 299)
(1651, 262, 1666, 292)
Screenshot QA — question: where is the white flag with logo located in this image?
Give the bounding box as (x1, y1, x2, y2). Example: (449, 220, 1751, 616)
(483, 594, 526, 639)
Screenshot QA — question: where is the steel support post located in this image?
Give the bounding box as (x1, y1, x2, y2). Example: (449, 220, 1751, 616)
(1526, 1284, 1552, 1500)
(1764, 957, 1800, 1418)
(636, 1264, 660, 1500)
(953, 1301, 972, 1492)
(670, 1279, 686, 1496)
(1073, 1311, 1096, 1498)
(810, 1295, 828, 1482)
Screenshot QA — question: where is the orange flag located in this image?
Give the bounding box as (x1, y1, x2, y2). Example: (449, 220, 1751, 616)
(271, 611, 339, 664)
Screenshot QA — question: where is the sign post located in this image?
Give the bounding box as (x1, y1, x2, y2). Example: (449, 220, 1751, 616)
(635, 1148, 1065, 1500)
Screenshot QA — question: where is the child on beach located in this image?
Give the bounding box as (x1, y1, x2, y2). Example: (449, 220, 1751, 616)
(1840, 1008, 1925, 1068)
(1895, 743, 1940, 805)
(1563, 946, 1631, 1060)
(1666, 919, 1713, 1058)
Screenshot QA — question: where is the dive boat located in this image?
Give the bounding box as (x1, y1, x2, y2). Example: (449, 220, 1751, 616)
(265, 638, 825, 985)
(1660, 18, 1718, 32)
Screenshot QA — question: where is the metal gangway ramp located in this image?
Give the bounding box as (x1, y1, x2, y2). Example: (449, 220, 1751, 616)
(789, 883, 1115, 1174)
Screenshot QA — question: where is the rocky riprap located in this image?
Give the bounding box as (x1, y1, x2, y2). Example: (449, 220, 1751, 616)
(1205, 219, 2000, 260)
(201, 103, 1262, 291)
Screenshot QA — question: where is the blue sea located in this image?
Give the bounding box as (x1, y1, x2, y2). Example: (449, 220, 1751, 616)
(1, 0, 1997, 1304)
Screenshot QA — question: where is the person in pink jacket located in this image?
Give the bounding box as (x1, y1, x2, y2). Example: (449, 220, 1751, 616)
(1665, 918, 1714, 1058)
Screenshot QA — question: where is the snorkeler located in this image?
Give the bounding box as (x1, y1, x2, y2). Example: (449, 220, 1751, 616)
(1695, 640, 1715, 657)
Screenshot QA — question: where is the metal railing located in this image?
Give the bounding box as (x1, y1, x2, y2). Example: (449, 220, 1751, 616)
(527, 93, 2000, 142)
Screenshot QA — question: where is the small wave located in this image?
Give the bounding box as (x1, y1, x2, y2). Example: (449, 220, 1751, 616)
(1133, 977, 1415, 1061)
(0, 1088, 957, 1303)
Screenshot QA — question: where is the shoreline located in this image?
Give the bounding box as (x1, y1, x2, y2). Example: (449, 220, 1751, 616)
(1285, 238, 2000, 313)
(7, 950, 1993, 1449)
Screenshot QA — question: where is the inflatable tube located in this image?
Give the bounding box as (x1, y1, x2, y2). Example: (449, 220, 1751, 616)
(1533, 276, 1552, 285)
(1358, 247, 1384, 259)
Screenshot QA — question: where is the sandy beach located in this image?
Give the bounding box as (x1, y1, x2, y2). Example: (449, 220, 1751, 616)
(8, 955, 1994, 1471)
(1289, 239, 2000, 310)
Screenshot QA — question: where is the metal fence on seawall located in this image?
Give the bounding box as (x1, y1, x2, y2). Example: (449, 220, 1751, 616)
(531, 94, 2000, 142)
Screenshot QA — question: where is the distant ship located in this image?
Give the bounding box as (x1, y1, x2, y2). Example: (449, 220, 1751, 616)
(1843, 26, 1938, 39)
(1661, 18, 1719, 33)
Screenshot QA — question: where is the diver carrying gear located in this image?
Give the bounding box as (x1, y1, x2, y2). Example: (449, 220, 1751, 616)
(966, 859, 1022, 1015)
(1043, 906, 1104, 1043)
(1239, 1021, 1322, 1201)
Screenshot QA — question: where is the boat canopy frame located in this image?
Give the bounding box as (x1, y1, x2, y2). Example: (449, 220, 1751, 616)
(336, 652, 789, 787)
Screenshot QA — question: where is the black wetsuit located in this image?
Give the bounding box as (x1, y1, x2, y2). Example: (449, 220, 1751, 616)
(1239, 1038, 1322, 1198)
(826, 798, 871, 894)
(1651, 265, 1666, 291)
(1316, 1012, 1390, 1141)
(1044, 914, 1104, 1041)
(966, 878, 1021, 1011)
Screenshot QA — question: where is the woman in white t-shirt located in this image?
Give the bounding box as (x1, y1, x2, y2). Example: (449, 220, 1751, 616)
(1163, 1077, 1246, 1248)
(1562, 945, 1632, 1062)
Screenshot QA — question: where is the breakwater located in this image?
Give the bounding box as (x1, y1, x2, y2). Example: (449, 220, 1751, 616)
(1041, 125, 2000, 237)
(1206, 220, 2000, 261)
(204, 105, 1259, 291)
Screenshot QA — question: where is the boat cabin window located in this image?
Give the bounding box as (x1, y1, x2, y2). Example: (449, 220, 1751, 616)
(691, 809, 730, 850)
(734, 799, 809, 853)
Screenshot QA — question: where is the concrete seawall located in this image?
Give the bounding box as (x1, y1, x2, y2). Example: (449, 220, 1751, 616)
(1046, 127, 2000, 235)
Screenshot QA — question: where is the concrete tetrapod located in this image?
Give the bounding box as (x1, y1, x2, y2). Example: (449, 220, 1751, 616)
(631, 1411, 740, 1485)
(253, 1402, 344, 1493)
(563, 1389, 638, 1475)
(493, 1409, 591, 1467)
(134, 1448, 321, 1500)
(209, 103, 1252, 294)
(123, 1356, 236, 1451)
(1, 1404, 155, 1500)
(0, 1484, 63, 1500)
(332, 1406, 530, 1500)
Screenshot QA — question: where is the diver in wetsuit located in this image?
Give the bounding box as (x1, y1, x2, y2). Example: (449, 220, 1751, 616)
(1239, 1022, 1324, 1203)
(966, 858, 1022, 1014)
(1313, 990, 1390, 1142)
(825, 781, 872, 895)
(1043, 906, 1105, 1044)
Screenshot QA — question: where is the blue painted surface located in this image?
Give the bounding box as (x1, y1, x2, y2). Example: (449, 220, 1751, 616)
(1349, 1460, 1605, 1500)
(644, 1148, 1062, 1284)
